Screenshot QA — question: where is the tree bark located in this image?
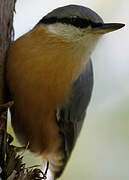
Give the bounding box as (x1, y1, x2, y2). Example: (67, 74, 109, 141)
(0, 0, 15, 105)
(0, 1, 15, 179)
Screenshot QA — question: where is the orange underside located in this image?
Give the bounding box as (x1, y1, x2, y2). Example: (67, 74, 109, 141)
(6, 25, 86, 157)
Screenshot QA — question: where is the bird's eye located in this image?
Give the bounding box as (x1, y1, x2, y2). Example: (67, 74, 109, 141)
(70, 17, 77, 24)
(70, 17, 80, 26)
(70, 18, 90, 28)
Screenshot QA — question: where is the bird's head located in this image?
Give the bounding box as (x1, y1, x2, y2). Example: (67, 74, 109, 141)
(37, 5, 124, 45)
(32, 5, 125, 64)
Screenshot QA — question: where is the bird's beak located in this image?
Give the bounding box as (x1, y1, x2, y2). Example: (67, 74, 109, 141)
(94, 23, 125, 34)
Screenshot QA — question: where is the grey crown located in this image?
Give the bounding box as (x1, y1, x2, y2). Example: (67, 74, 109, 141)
(44, 4, 104, 24)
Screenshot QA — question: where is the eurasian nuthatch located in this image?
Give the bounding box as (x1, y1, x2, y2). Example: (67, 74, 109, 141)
(5, 4, 124, 180)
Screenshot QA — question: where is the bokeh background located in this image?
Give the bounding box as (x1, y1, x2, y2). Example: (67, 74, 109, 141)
(8, 0, 129, 179)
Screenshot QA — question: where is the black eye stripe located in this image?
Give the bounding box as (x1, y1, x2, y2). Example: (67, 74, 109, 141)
(39, 17, 103, 28)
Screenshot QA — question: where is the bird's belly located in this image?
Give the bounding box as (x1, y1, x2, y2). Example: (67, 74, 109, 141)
(11, 90, 63, 154)
(6, 41, 77, 155)
(6, 60, 70, 155)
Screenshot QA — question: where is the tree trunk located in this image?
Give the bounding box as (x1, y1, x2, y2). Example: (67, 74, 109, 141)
(0, 1, 16, 179)
(0, 0, 15, 105)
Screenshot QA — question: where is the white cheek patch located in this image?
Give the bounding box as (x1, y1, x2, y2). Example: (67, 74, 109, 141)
(47, 24, 58, 34)
(47, 23, 83, 41)
(47, 23, 101, 44)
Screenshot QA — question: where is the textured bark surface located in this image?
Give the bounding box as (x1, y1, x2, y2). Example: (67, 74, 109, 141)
(0, 0, 14, 104)
(0, 1, 15, 179)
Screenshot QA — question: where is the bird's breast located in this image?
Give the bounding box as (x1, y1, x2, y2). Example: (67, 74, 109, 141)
(6, 28, 89, 155)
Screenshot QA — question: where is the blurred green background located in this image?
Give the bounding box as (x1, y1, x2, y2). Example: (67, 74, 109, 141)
(8, 0, 129, 179)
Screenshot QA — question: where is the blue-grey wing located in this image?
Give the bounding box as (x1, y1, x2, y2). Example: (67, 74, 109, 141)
(58, 59, 93, 164)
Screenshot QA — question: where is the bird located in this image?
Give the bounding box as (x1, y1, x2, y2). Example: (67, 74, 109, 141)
(5, 4, 125, 180)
